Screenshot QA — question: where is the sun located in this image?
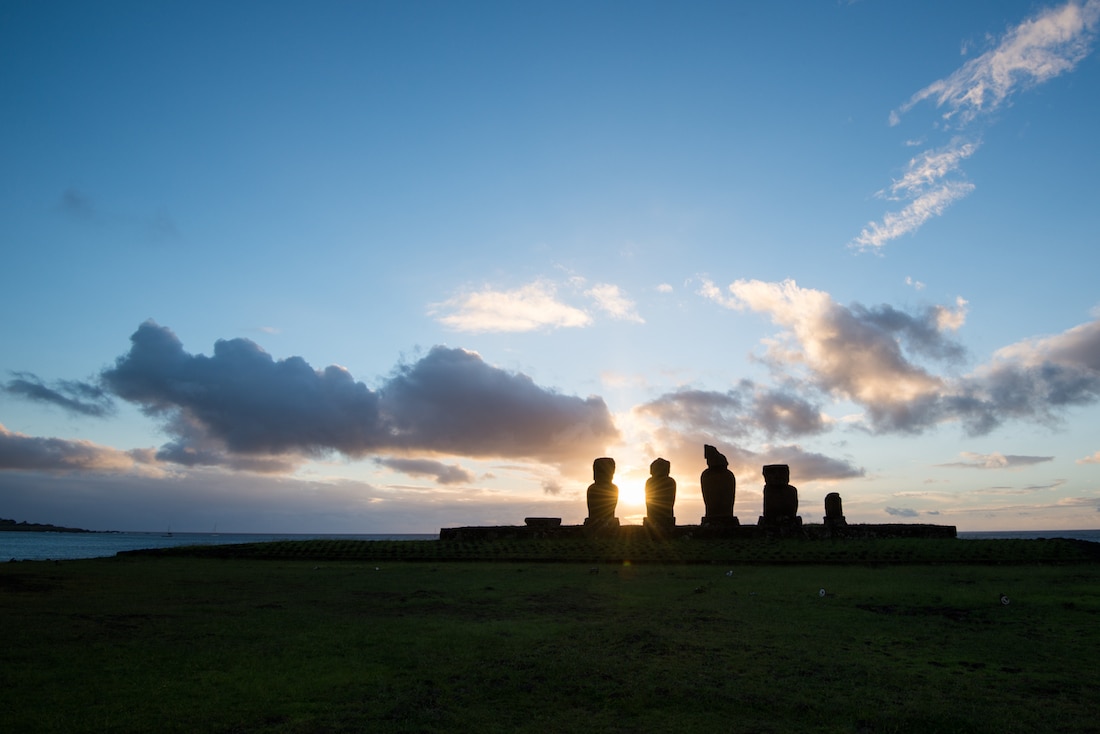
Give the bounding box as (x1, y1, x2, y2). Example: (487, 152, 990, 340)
(618, 480, 647, 507)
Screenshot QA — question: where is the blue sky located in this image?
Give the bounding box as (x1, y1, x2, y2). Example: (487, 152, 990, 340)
(2, 0, 1099, 533)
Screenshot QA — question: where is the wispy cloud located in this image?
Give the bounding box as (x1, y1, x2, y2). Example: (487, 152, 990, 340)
(377, 457, 474, 485)
(852, 181, 975, 251)
(937, 451, 1054, 469)
(894, 0, 1100, 127)
(855, 0, 1100, 251)
(4, 373, 115, 417)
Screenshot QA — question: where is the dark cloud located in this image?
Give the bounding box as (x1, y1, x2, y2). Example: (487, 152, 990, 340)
(637, 381, 826, 442)
(100, 321, 618, 470)
(0, 423, 144, 472)
(851, 303, 967, 363)
(4, 373, 115, 417)
(885, 507, 920, 518)
(379, 345, 617, 461)
(638, 425, 863, 486)
(377, 457, 474, 485)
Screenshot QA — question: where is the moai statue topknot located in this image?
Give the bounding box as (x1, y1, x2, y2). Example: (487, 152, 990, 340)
(585, 457, 619, 530)
(644, 457, 677, 530)
(700, 444, 738, 526)
(759, 464, 800, 529)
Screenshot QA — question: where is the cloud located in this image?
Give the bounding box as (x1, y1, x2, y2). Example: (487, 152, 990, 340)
(704, 278, 1100, 435)
(431, 280, 592, 333)
(894, 0, 1100, 127)
(637, 381, 828, 441)
(0, 423, 147, 472)
(1078, 450, 1100, 464)
(851, 181, 975, 251)
(4, 373, 115, 417)
(585, 283, 644, 323)
(885, 507, 920, 518)
(882, 139, 980, 200)
(377, 457, 474, 485)
(938, 451, 1054, 469)
(705, 278, 966, 432)
(860, 1, 1100, 251)
(98, 321, 618, 471)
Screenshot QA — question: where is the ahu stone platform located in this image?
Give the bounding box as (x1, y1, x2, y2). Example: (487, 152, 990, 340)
(438, 518, 957, 541)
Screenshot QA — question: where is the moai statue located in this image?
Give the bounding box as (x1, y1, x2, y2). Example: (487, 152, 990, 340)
(585, 457, 619, 529)
(644, 457, 677, 531)
(700, 445, 738, 526)
(759, 464, 800, 528)
(824, 492, 846, 525)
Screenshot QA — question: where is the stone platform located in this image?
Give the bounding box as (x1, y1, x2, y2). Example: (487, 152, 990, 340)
(438, 520, 956, 541)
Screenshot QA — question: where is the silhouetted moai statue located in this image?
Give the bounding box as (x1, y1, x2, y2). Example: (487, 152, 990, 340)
(824, 492, 846, 525)
(759, 464, 800, 530)
(700, 444, 738, 526)
(584, 457, 619, 531)
(822, 491, 846, 537)
(644, 457, 677, 532)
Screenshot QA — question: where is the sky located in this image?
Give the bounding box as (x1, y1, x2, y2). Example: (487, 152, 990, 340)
(2, 0, 1099, 534)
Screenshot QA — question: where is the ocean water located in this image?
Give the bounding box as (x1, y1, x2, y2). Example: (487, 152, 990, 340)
(1, 531, 437, 562)
(956, 529, 1100, 543)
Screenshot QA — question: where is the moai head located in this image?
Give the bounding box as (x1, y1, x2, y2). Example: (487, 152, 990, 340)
(704, 444, 728, 469)
(650, 457, 671, 477)
(593, 457, 616, 483)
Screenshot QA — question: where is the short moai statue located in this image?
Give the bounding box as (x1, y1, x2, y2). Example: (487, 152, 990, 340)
(700, 444, 738, 526)
(644, 457, 677, 533)
(584, 457, 620, 532)
(823, 491, 846, 537)
(759, 464, 801, 531)
(824, 492, 846, 525)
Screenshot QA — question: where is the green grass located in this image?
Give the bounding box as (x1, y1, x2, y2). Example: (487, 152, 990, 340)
(2, 542, 1099, 733)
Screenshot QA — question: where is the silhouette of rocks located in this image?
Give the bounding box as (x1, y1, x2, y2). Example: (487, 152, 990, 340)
(759, 464, 801, 533)
(824, 493, 846, 524)
(644, 457, 677, 532)
(700, 445, 738, 526)
(584, 457, 619, 533)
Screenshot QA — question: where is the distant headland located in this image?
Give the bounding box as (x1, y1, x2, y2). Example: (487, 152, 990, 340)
(0, 517, 94, 533)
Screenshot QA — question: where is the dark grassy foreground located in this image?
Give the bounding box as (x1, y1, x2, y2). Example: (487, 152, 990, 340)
(3, 540, 1099, 733)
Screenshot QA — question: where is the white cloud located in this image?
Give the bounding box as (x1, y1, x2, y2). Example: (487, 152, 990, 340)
(851, 181, 975, 251)
(862, 1, 1100, 251)
(895, 0, 1100, 127)
(431, 280, 592, 333)
(883, 139, 979, 200)
(585, 283, 645, 323)
(1078, 450, 1100, 464)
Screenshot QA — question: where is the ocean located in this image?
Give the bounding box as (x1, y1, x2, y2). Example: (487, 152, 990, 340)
(1, 531, 437, 562)
(4, 528, 1098, 562)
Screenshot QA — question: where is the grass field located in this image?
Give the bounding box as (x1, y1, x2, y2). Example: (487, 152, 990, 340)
(3, 539, 1099, 733)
